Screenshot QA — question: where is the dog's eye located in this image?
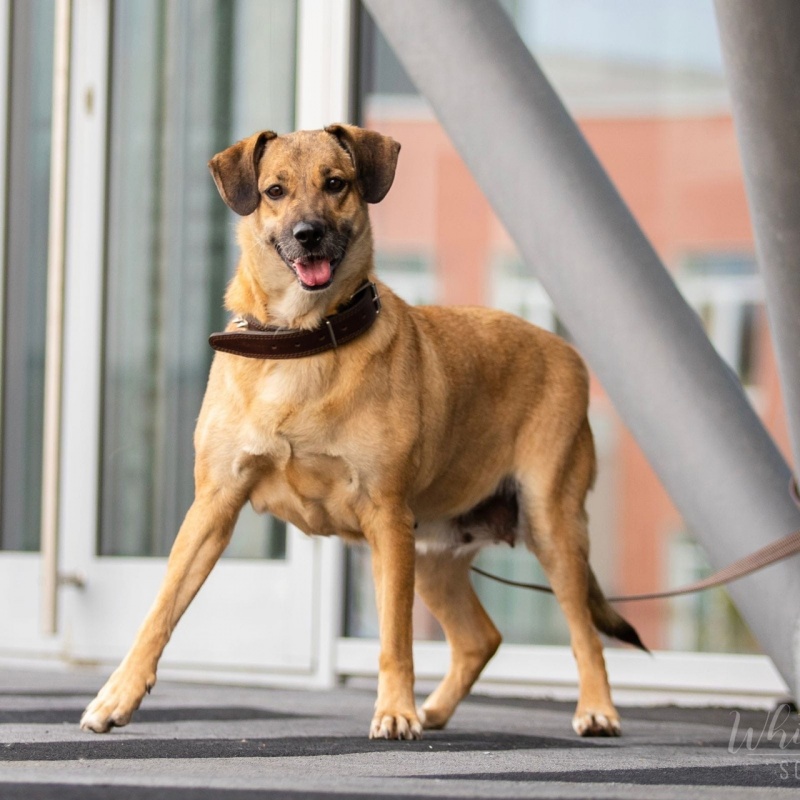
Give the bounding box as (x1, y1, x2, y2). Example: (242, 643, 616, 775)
(265, 185, 284, 199)
(324, 177, 346, 194)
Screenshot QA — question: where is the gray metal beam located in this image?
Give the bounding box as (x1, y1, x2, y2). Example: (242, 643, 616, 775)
(714, 0, 800, 485)
(362, 0, 800, 694)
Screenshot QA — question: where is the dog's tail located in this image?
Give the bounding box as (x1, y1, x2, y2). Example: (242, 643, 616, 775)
(588, 569, 649, 652)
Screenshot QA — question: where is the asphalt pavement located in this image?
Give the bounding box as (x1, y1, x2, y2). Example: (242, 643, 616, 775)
(1, 667, 798, 799)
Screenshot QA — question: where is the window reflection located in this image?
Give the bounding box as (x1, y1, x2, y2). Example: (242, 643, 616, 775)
(100, 0, 296, 559)
(0, 0, 55, 552)
(347, 0, 778, 654)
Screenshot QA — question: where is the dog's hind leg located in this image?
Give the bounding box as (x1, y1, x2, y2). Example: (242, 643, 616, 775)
(80, 472, 247, 733)
(415, 551, 501, 729)
(518, 418, 622, 736)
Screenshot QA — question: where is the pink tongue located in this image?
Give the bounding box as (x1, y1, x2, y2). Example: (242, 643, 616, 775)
(293, 258, 332, 287)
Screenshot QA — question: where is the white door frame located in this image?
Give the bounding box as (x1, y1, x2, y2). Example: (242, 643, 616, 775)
(290, 0, 356, 692)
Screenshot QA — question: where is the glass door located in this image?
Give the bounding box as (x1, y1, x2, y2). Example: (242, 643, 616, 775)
(39, 0, 341, 684)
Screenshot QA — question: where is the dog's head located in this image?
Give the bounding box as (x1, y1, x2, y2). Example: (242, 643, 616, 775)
(209, 125, 400, 305)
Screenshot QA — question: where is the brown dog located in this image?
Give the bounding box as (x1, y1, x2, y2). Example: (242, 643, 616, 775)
(81, 124, 643, 740)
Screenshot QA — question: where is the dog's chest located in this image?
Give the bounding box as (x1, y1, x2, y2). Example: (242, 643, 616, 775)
(248, 448, 363, 538)
(237, 366, 370, 538)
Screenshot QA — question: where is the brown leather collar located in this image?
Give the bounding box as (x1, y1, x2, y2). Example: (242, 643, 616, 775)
(209, 281, 381, 359)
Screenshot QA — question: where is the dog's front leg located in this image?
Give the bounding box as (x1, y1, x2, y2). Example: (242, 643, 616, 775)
(362, 502, 421, 740)
(80, 483, 244, 733)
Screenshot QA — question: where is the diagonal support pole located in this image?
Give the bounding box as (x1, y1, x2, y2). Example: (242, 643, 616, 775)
(363, 0, 800, 695)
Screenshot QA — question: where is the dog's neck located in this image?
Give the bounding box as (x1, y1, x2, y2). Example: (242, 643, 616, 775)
(225, 224, 373, 331)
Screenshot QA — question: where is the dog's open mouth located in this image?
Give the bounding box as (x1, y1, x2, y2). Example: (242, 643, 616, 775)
(292, 257, 337, 291)
(275, 231, 350, 292)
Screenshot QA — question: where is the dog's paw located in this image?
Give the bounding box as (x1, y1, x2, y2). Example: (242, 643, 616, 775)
(80, 669, 155, 733)
(369, 710, 423, 740)
(572, 708, 621, 737)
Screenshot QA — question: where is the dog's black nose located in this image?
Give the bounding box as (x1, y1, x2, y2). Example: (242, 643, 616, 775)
(293, 220, 326, 248)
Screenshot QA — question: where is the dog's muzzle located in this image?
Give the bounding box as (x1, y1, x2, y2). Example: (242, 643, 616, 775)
(276, 222, 349, 292)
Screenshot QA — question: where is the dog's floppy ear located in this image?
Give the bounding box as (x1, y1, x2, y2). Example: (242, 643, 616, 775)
(325, 124, 400, 204)
(208, 130, 277, 216)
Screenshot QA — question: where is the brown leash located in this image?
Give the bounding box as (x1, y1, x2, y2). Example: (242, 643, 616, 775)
(472, 478, 800, 602)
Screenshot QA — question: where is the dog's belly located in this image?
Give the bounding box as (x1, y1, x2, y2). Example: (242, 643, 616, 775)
(247, 452, 364, 539)
(414, 477, 521, 556)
